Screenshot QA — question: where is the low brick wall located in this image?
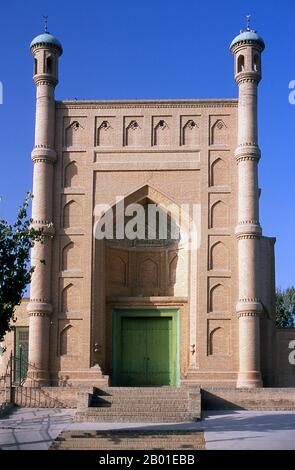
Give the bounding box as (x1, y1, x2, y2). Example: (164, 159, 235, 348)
(14, 386, 87, 408)
(202, 387, 295, 410)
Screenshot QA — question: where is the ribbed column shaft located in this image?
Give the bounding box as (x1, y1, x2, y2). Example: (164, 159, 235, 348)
(34, 84, 55, 147)
(238, 82, 258, 144)
(27, 60, 58, 385)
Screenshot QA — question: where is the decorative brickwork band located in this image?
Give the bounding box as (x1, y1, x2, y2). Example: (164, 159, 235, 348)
(31, 220, 55, 236)
(236, 77, 260, 85)
(235, 233, 261, 240)
(236, 155, 260, 163)
(238, 220, 260, 226)
(239, 297, 261, 303)
(236, 299, 262, 315)
(28, 312, 50, 317)
(27, 300, 53, 316)
(31, 147, 57, 164)
(34, 77, 58, 87)
(32, 158, 55, 165)
(235, 146, 261, 162)
(238, 311, 261, 318)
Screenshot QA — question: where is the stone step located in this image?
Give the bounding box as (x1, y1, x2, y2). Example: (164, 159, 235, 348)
(75, 416, 194, 423)
(91, 400, 189, 407)
(93, 393, 187, 399)
(77, 410, 191, 416)
(95, 388, 185, 394)
(86, 407, 189, 414)
(50, 430, 206, 450)
(90, 405, 189, 411)
(92, 393, 188, 398)
(92, 394, 188, 400)
(91, 394, 189, 405)
(76, 386, 200, 422)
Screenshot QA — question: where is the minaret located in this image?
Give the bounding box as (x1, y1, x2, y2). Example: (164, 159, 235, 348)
(230, 18, 265, 388)
(27, 24, 62, 385)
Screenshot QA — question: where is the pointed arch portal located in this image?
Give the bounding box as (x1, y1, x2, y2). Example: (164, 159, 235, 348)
(92, 184, 194, 386)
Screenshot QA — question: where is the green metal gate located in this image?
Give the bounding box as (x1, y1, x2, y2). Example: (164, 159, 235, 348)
(15, 327, 29, 383)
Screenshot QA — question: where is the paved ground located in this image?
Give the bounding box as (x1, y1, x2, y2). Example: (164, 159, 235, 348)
(1, 408, 295, 450)
(0, 408, 75, 450)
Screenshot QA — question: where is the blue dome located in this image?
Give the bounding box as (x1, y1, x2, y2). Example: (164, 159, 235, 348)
(230, 30, 265, 50)
(30, 33, 63, 54)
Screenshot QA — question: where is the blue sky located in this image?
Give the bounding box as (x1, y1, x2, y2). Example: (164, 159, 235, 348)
(0, 0, 294, 288)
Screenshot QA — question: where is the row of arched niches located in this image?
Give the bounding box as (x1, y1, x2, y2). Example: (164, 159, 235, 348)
(63, 115, 230, 148)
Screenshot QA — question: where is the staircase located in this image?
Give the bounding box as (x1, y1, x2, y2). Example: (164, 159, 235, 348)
(75, 387, 201, 423)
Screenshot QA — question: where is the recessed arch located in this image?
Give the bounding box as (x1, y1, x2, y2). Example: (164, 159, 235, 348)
(211, 119, 228, 145)
(61, 283, 81, 312)
(64, 161, 78, 188)
(210, 157, 227, 186)
(153, 120, 170, 146)
(100, 184, 193, 245)
(65, 121, 84, 147)
(97, 120, 113, 146)
(60, 324, 76, 356)
(182, 119, 200, 146)
(253, 53, 260, 72)
(107, 254, 127, 286)
(237, 54, 245, 73)
(138, 257, 158, 288)
(62, 241, 81, 271)
(209, 326, 229, 355)
(210, 200, 229, 229)
(62, 199, 82, 229)
(169, 254, 178, 285)
(45, 55, 53, 74)
(125, 120, 141, 146)
(209, 283, 229, 312)
(210, 241, 229, 271)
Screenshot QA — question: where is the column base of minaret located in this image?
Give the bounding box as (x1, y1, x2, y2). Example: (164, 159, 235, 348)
(236, 371, 263, 389)
(52, 365, 109, 387)
(23, 369, 51, 387)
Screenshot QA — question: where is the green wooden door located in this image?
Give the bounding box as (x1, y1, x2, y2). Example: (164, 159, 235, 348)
(15, 327, 29, 383)
(121, 317, 147, 386)
(116, 315, 175, 386)
(146, 317, 171, 386)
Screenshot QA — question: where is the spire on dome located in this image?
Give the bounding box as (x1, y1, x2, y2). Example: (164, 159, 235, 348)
(43, 15, 49, 34)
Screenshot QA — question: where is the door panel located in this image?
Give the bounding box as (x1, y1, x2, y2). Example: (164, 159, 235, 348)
(117, 315, 174, 386)
(120, 317, 147, 386)
(146, 317, 171, 386)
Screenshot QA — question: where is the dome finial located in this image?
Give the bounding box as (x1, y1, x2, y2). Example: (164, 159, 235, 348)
(246, 14, 251, 31)
(43, 15, 49, 34)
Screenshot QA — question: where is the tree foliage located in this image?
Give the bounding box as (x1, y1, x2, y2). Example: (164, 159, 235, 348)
(0, 194, 43, 341)
(276, 287, 295, 328)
